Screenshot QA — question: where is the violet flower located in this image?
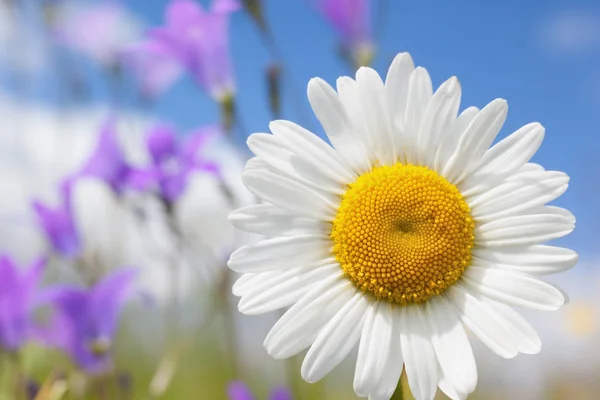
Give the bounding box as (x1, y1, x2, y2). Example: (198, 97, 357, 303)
(129, 125, 220, 204)
(0, 255, 56, 351)
(53, 1, 142, 66)
(134, 0, 240, 102)
(32, 181, 81, 259)
(77, 118, 132, 194)
(318, 0, 374, 67)
(122, 38, 184, 99)
(48, 268, 138, 374)
(228, 382, 292, 400)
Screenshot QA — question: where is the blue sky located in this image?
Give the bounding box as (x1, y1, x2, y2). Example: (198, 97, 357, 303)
(2, 0, 600, 257)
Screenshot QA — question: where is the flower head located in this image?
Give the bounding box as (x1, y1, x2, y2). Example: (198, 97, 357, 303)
(53, 2, 141, 66)
(122, 37, 184, 99)
(0, 256, 55, 350)
(141, 0, 240, 101)
(77, 118, 131, 194)
(49, 268, 138, 374)
(227, 381, 292, 400)
(318, 0, 373, 67)
(228, 52, 577, 400)
(32, 181, 81, 259)
(130, 125, 220, 203)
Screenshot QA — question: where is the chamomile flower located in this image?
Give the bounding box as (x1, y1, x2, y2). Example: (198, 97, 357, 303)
(228, 52, 577, 400)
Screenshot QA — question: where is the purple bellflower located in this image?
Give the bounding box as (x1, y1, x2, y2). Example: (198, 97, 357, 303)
(129, 125, 220, 204)
(0, 256, 58, 351)
(134, 0, 240, 102)
(123, 38, 184, 99)
(53, 1, 141, 66)
(318, 0, 374, 67)
(228, 381, 292, 400)
(48, 268, 138, 374)
(32, 181, 81, 259)
(77, 118, 132, 195)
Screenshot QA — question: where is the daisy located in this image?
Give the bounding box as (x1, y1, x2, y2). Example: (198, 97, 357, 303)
(228, 52, 577, 400)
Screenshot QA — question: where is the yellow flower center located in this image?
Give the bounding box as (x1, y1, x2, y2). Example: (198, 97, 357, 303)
(331, 164, 475, 304)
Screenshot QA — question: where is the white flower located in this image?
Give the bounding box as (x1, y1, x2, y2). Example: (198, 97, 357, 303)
(227, 52, 577, 400)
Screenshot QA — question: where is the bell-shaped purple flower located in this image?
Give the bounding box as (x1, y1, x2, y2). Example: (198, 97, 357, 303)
(227, 381, 292, 400)
(48, 268, 138, 374)
(53, 1, 142, 66)
(318, 0, 373, 66)
(32, 181, 81, 259)
(131, 0, 240, 101)
(130, 125, 220, 203)
(0, 256, 56, 351)
(122, 38, 184, 99)
(78, 118, 132, 194)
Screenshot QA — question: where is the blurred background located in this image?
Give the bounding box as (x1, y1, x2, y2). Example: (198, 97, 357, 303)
(0, 0, 599, 399)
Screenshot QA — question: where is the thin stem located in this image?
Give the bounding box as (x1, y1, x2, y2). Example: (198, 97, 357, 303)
(145, 200, 186, 399)
(9, 352, 27, 400)
(261, 30, 315, 131)
(284, 354, 306, 400)
(220, 268, 241, 379)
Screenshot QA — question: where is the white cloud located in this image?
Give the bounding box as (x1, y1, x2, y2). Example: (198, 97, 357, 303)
(537, 10, 600, 54)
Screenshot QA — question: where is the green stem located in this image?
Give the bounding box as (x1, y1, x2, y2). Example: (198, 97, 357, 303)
(9, 351, 26, 400)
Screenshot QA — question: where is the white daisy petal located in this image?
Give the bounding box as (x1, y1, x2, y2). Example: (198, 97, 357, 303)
(400, 304, 438, 400)
(475, 213, 574, 247)
(231, 272, 257, 297)
(528, 205, 575, 222)
(356, 66, 396, 165)
(385, 52, 415, 128)
(443, 99, 508, 184)
(459, 122, 545, 196)
(468, 170, 569, 222)
(462, 267, 567, 311)
(367, 308, 404, 400)
(426, 296, 477, 395)
(238, 263, 341, 315)
(434, 106, 479, 173)
(403, 67, 433, 164)
(227, 234, 331, 273)
(477, 297, 542, 354)
(264, 276, 356, 359)
(307, 77, 371, 174)
(269, 120, 357, 184)
(301, 292, 368, 383)
(472, 245, 578, 275)
(445, 284, 518, 358)
(336, 77, 376, 164)
(247, 133, 346, 195)
(229, 204, 330, 237)
(242, 169, 338, 221)
(354, 302, 394, 397)
(438, 366, 469, 400)
(417, 76, 461, 168)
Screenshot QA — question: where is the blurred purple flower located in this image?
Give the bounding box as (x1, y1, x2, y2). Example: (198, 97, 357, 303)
(130, 0, 240, 101)
(32, 182, 81, 259)
(318, 0, 373, 65)
(0, 256, 57, 350)
(130, 125, 220, 203)
(122, 39, 184, 99)
(227, 381, 292, 400)
(77, 118, 132, 194)
(48, 268, 138, 374)
(53, 2, 142, 66)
